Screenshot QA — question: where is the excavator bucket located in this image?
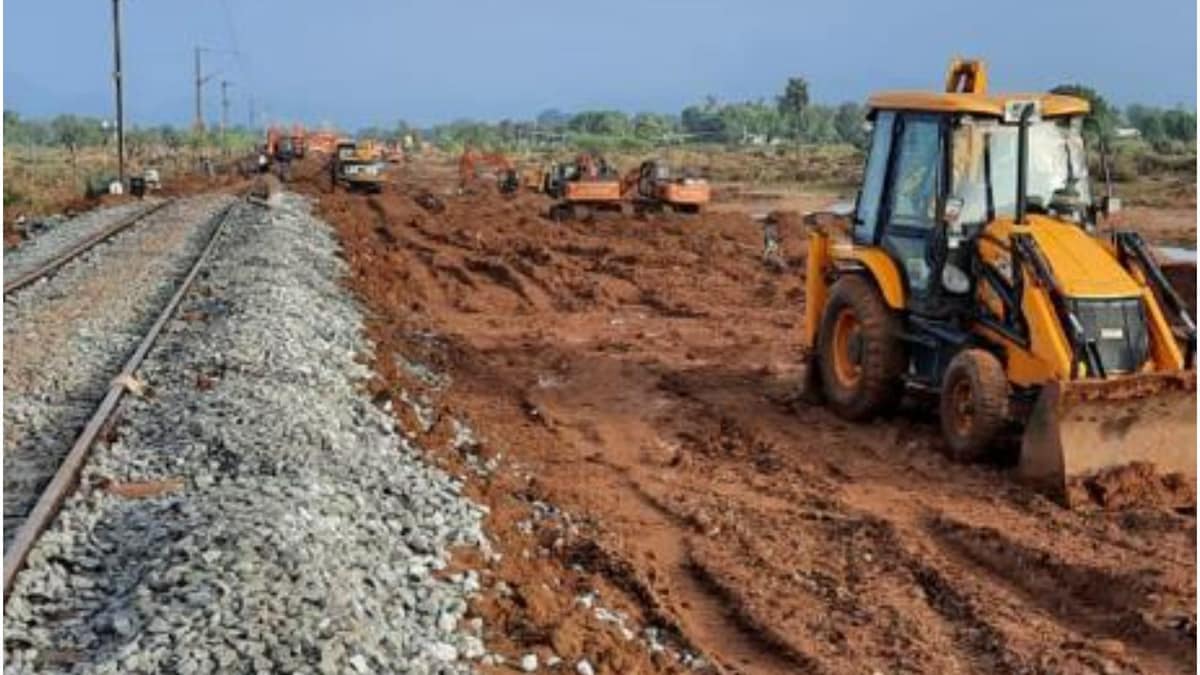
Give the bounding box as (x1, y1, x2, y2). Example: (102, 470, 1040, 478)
(1019, 371, 1196, 506)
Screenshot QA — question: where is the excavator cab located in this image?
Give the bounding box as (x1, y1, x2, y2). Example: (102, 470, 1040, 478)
(627, 160, 711, 214)
(332, 140, 385, 193)
(802, 60, 1196, 504)
(544, 154, 625, 220)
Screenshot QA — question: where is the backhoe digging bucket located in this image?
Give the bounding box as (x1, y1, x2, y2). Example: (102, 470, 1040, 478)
(1019, 372, 1196, 506)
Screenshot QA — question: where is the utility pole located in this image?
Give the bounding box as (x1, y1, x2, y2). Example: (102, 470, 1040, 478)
(193, 47, 205, 131)
(193, 46, 237, 133)
(111, 0, 125, 184)
(220, 80, 233, 138)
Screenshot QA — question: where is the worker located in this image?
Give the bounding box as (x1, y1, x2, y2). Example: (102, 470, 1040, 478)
(275, 138, 295, 183)
(762, 214, 784, 271)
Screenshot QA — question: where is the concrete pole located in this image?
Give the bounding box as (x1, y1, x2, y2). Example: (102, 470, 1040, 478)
(111, 0, 125, 184)
(194, 47, 205, 132)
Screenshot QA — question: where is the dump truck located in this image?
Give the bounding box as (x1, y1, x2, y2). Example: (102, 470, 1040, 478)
(331, 140, 385, 193)
(801, 59, 1196, 504)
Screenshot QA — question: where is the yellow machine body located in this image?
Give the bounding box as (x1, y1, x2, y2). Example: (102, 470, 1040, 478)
(802, 60, 1196, 504)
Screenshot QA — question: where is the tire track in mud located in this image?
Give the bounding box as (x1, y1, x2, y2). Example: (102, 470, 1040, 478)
(670, 375, 1197, 674)
(305, 163, 1195, 675)
(552, 422, 817, 675)
(926, 516, 1195, 671)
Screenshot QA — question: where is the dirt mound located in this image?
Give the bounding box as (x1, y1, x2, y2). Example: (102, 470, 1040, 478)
(1070, 462, 1197, 510)
(309, 161, 1196, 675)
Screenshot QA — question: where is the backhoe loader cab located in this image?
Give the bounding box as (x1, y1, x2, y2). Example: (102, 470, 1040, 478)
(332, 141, 385, 193)
(803, 61, 1196, 504)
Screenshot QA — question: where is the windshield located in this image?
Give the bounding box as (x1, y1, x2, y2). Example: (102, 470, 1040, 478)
(952, 115, 1091, 225)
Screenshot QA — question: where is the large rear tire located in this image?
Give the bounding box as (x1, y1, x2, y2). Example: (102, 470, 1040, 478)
(817, 275, 905, 420)
(939, 348, 1009, 461)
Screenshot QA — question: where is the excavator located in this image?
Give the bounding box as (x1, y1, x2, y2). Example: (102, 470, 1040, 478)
(800, 59, 1195, 505)
(306, 130, 340, 156)
(265, 126, 295, 162)
(458, 148, 519, 194)
(290, 124, 306, 159)
(544, 153, 625, 220)
(623, 160, 711, 214)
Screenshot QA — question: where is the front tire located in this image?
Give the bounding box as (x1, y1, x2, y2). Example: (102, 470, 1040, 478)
(816, 275, 905, 420)
(939, 348, 1009, 461)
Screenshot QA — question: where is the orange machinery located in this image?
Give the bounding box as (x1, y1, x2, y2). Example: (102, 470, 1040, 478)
(290, 124, 306, 158)
(544, 153, 624, 220)
(306, 131, 340, 155)
(265, 126, 282, 157)
(458, 148, 519, 194)
(621, 160, 710, 214)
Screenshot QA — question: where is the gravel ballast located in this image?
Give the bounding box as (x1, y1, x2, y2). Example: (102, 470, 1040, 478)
(3, 193, 488, 674)
(3, 199, 165, 282)
(4, 195, 234, 546)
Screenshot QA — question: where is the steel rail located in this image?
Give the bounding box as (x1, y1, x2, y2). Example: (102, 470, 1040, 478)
(3, 199, 241, 600)
(4, 200, 173, 296)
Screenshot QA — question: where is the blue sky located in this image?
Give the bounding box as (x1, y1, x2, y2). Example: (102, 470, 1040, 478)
(4, 0, 1196, 129)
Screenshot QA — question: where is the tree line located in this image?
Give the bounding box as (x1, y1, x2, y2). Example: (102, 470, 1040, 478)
(3, 110, 258, 157)
(5, 77, 1195, 155)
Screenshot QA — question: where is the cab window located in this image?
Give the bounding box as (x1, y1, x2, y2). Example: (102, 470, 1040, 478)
(853, 111, 894, 244)
(882, 114, 943, 296)
(887, 115, 942, 229)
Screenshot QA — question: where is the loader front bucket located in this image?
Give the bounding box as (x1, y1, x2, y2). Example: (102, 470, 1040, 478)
(1019, 371, 1196, 506)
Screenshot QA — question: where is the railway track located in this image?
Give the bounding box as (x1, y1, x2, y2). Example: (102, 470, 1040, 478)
(2, 198, 242, 598)
(4, 200, 173, 296)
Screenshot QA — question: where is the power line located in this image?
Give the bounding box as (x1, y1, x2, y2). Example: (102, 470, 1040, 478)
(218, 0, 258, 127)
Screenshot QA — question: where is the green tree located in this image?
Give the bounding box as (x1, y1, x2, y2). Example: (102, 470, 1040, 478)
(568, 110, 631, 136)
(536, 108, 569, 129)
(1050, 84, 1116, 144)
(1125, 104, 1165, 143)
(1161, 108, 1196, 143)
(777, 77, 810, 116)
(796, 105, 838, 143)
(680, 104, 723, 139)
(777, 77, 811, 138)
(632, 112, 673, 139)
(833, 102, 866, 146)
(717, 101, 780, 142)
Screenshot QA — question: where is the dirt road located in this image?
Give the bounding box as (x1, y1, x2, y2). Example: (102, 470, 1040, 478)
(301, 161, 1196, 675)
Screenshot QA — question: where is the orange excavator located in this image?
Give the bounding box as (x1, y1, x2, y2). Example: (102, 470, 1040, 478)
(265, 126, 282, 158)
(265, 126, 295, 161)
(291, 124, 306, 159)
(458, 148, 519, 194)
(621, 160, 711, 214)
(544, 152, 624, 220)
(307, 131, 340, 155)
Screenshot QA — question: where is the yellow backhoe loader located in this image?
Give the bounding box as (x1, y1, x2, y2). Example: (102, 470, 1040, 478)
(801, 59, 1196, 504)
